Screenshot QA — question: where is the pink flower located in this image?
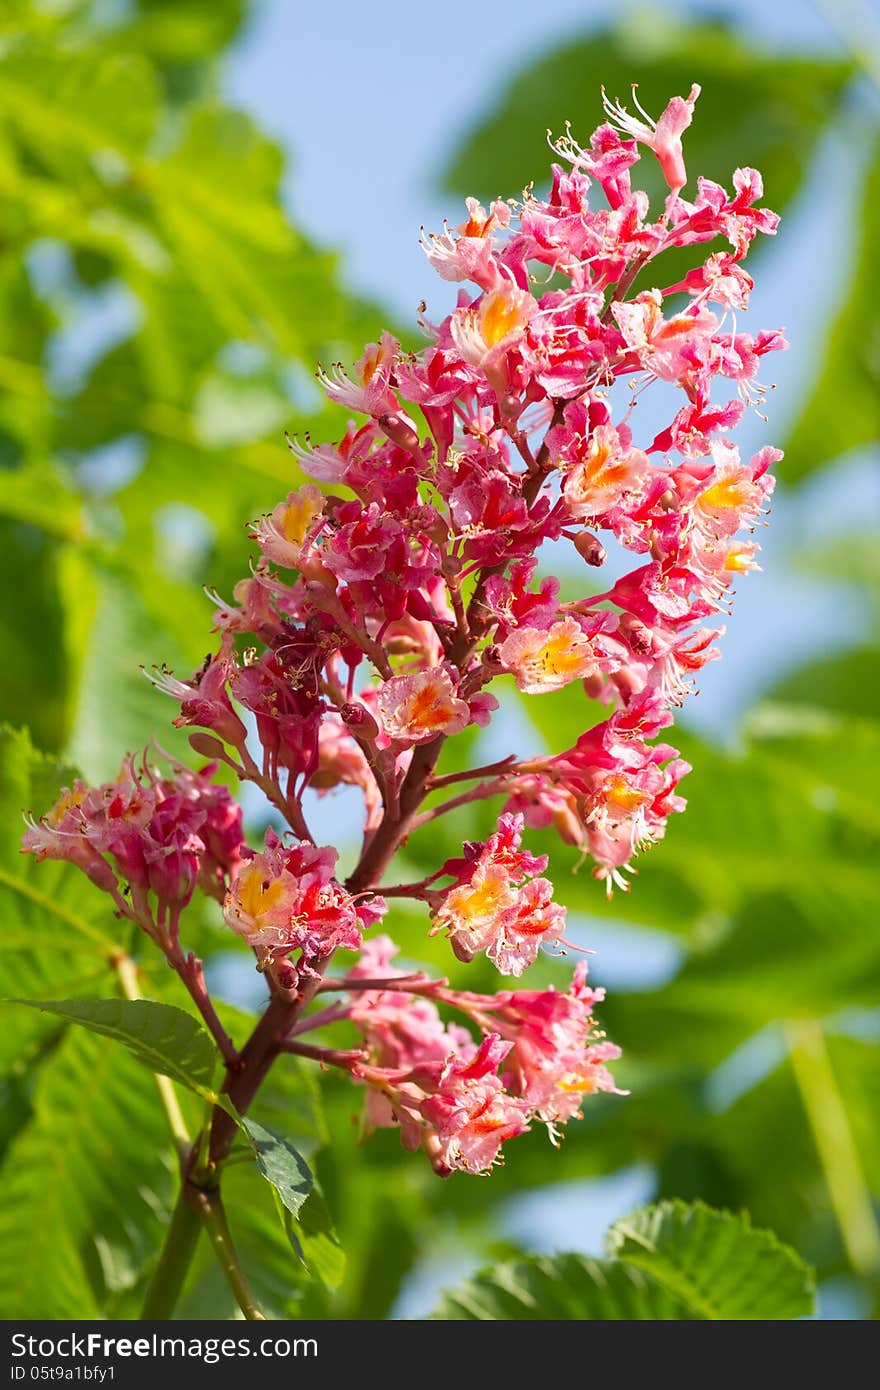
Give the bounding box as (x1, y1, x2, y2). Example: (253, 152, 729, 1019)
(148, 636, 247, 749)
(453, 964, 621, 1129)
(612, 289, 718, 386)
(317, 330, 402, 417)
(223, 829, 378, 965)
(376, 666, 470, 744)
(449, 283, 537, 392)
(417, 1037, 530, 1175)
(603, 84, 701, 193)
(559, 420, 652, 522)
(499, 616, 599, 694)
(22, 781, 119, 894)
(433, 813, 566, 975)
(23, 755, 245, 919)
(357, 1035, 529, 1176)
(249, 485, 326, 569)
(347, 936, 473, 1070)
(421, 197, 511, 291)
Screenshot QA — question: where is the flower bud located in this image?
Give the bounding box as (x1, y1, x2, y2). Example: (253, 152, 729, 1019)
(189, 732, 228, 760)
(618, 612, 653, 655)
(573, 531, 607, 566)
(341, 702, 381, 741)
(378, 413, 421, 453)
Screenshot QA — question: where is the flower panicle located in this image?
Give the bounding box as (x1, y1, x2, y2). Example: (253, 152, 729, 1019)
(23, 85, 783, 1176)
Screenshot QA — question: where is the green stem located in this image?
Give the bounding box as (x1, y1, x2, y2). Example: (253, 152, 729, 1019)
(192, 1187, 266, 1320)
(786, 1018, 880, 1278)
(140, 1185, 202, 1319)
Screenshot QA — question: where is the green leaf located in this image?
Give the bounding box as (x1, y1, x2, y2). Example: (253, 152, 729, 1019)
(5, 997, 219, 1099)
(65, 559, 198, 781)
(433, 1200, 814, 1320)
(241, 1116, 313, 1219)
(781, 146, 880, 481)
(765, 649, 880, 724)
(444, 16, 852, 223)
(240, 1116, 346, 1289)
(0, 1027, 174, 1318)
(607, 1199, 815, 1319)
(433, 1251, 686, 1319)
(0, 523, 70, 752)
(0, 46, 161, 169)
(0, 15, 391, 766)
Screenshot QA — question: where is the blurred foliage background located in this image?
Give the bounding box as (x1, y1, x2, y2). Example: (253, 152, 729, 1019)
(0, 0, 877, 1321)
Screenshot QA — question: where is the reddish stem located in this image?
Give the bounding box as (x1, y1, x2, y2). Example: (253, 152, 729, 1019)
(281, 1040, 367, 1069)
(429, 756, 517, 790)
(316, 974, 443, 997)
(169, 946, 240, 1068)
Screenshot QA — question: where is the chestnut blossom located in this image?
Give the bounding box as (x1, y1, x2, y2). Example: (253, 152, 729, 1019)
(355, 1035, 530, 1176)
(432, 813, 567, 975)
(602, 84, 701, 193)
(25, 86, 784, 1180)
(23, 754, 244, 919)
(223, 829, 382, 970)
(499, 616, 599, 694)
(377, 666, 471, 744)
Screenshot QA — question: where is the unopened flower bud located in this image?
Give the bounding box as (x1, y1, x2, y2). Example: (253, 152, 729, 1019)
(498, 392, 523, 425)
(341, 702, 380, 741)
(189, 732, 228, 760)
(618, 613, 653, 655)
(378, 413, 421, 454)
(573, 530, 607, 566)
(271, 959, 299, 993)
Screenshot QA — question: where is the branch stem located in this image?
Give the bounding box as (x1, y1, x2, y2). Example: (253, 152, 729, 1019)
(191, 1187, 266, 1320)
(140, 1184, 202, 1319)
(786, 1018, 880, 1278)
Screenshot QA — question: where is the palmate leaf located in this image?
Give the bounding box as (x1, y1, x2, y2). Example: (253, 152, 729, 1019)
(0, 1027, 175, 1318)
(5, 997, 220, 1100)
(0, 24, 390, 763)
(434, 1252, 684, 1319)
(64, 559, 198, 782)
(432, 1200, 814, 1320)
(606, 1200, 814, 1318)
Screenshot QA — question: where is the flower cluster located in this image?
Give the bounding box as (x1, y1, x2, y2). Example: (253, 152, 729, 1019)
(223, 828, 385, 989)
(344, 937, 618, 1174)
(23, 86, 782, 1176)
(23, 753, 244, 927)
(429, 812, 567, 975)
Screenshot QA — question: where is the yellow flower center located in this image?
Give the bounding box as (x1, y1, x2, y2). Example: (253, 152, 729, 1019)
(48, 786, 85, 826)
(699, 477, 751, 512)
(604, 778, 646, 812)
(237, 865, 286, 922)
(407, 683, 456, 732)
(480, 291, 526, 348)
(724, 544, 753, 572)
(533, 631, 589, 676)
(281, 492, 322, 545)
